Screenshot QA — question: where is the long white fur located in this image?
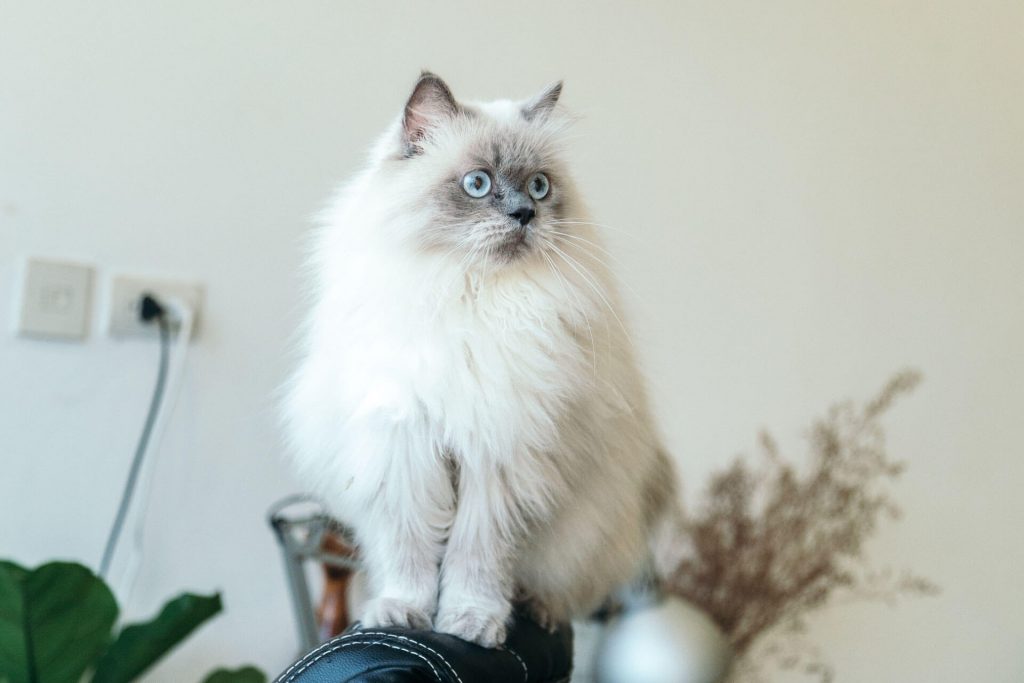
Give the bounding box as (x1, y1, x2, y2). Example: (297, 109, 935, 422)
(283, 81, 676, 647)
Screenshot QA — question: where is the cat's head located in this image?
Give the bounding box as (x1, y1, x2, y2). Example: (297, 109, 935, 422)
(371, 72, 578, 268)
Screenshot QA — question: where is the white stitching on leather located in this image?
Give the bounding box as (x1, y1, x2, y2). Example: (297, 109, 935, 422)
(504, 646, 528, 682)
(279, 638, 442, 682)
(276, 632, 359, 681)
(278, 630, 374, 683)
(355, 630, 464, 683)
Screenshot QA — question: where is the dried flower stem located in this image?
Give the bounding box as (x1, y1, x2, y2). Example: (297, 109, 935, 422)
(664, 371, 936, 680)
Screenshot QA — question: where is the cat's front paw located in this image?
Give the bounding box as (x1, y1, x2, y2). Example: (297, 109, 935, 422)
(360, 597, 432, 630)
(434, 606, 508, 648)
(522, 597, 558, 633)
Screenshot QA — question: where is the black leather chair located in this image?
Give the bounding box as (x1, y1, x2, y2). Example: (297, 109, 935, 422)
(275, 615, 573, 683)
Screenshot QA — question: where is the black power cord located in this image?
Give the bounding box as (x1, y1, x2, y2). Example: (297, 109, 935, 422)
(99, 293, 171, 579)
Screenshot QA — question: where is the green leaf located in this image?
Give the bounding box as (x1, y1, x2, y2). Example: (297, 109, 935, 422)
(90, 592, 222, 683)
(0, 563, 30, 683)
(0, 561, 119, 683)
(200, 666, 266, 683)
(0, 563, 28, 584)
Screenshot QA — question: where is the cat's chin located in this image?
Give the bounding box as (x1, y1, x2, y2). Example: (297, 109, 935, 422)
(493, 244, 531, 264)
(486, 232, 534, 265)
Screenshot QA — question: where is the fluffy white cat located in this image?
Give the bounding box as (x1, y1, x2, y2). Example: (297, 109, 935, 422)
(283, 73, 678, 648)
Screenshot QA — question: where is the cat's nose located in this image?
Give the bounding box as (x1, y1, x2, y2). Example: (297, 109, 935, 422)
(508, 207, 535, 227)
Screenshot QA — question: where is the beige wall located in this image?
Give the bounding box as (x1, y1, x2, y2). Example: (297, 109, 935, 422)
(2, 1, 1021, 680)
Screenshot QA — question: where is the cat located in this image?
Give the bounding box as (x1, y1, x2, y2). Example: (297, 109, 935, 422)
(283, 72, 679, 648)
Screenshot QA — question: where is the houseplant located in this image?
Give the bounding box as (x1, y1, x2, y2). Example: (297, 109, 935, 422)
(0, 560, 264, 683)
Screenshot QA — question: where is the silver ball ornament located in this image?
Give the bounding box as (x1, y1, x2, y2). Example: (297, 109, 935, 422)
(596, 595, 732, 683)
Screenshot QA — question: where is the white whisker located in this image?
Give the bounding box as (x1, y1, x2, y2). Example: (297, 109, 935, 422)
(545, 239, 631, 344)
(548, 218, 634, 238)
(547, 230, 646, 306)
(540, 248, 597, 376)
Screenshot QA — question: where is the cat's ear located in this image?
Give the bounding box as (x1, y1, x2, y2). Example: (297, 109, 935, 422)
(402, 72, 459, 154)
(521, 81, 563, 122)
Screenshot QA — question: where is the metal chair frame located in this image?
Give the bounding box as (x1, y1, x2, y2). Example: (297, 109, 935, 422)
(268, 495, 360, 651)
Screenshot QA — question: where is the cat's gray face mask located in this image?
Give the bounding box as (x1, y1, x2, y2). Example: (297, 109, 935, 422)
(397, 73, 567, 265)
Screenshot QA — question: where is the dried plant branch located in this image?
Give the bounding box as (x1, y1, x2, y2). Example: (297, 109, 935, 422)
(663, 370, 937, 679)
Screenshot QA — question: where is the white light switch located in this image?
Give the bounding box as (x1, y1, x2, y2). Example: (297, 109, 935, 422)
(17, 258, 94, 340)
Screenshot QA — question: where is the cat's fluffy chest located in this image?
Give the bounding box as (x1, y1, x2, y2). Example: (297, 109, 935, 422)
(405, 275, 591, 459)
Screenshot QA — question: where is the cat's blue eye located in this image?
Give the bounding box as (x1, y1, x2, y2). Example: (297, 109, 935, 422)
(462, 170, 492, 198)
(528, 172, 550, 200)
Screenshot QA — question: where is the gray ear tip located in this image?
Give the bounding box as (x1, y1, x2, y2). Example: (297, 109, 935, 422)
(402, 71, 459, 149)
(522, 80, 564, 121)
(409, 72, 456, 105)
(417, 70, 446, 86)
(543, 81, 564, 105)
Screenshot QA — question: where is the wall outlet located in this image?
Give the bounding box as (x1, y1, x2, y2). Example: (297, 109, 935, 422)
(16, 258, 94, 340)
(108, 275, 203, 338)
